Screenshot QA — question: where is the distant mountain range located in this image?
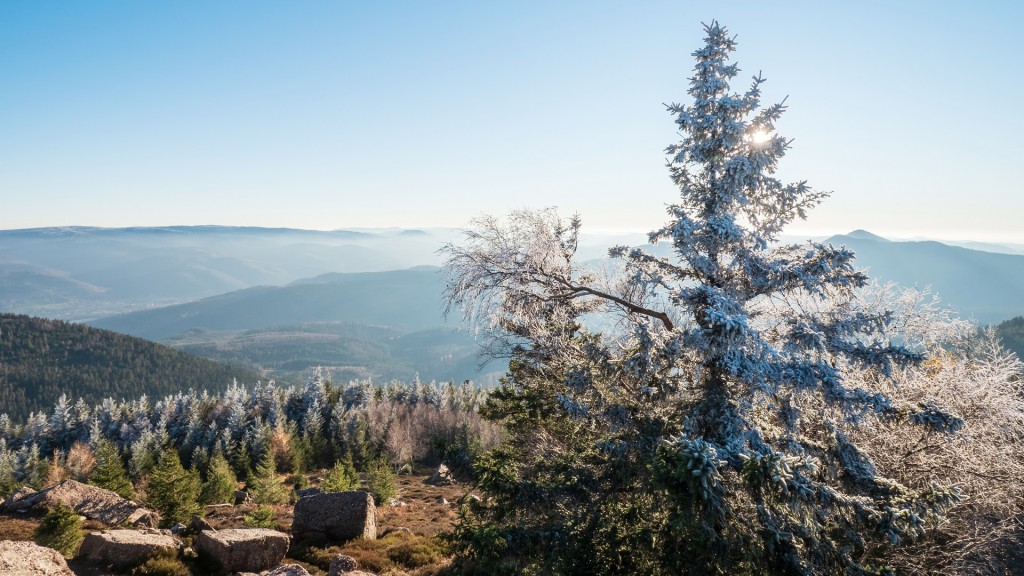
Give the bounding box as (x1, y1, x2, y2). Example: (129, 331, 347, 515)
(1, 224, 1021, 328)
(0, 225, 651, 322)
(822, 230, 1024, 325)
(0, 226, 454, 321)
(89, 268, 451, 339)
(1, 225, 1022, 405)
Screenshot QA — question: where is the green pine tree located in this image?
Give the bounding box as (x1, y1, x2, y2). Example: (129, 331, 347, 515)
(243, 504, 278, 529)
(199, 450, 238, 505)
(321, 452, 359, 493)
(0, 444, 19, 499)
(229, 439, 251, 481)
(246, 448, 288, 505)
(365, 455, 396, 505)
(89, 439, 135, 500)
(34, 504, 83, 558)
(147, 446, 202, 527)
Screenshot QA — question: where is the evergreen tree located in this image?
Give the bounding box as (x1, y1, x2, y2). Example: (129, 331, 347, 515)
(34, 504, 83, 558)
(14, 442, 46, 488)
(303, 398, 331, 468)
(200, 450, 238, 505)
(243, 504, 278, 529)
(128, 429, 159, 481)
(48, 394, 74, 452)
(344, 413, 371, 468)
(147, 446, 201, 527)
(246, 446, 288, 505)
(321, 451, 359, 493)
(90, 439, 134, 499)
(0, 439, 19, 498)
(228, 434, 251, 480)
(365, 455, 396, 505)
(442, 22, 963, 575)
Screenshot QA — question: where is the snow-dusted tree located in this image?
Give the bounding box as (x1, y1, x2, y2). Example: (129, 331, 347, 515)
(0, 413, 15, 444)
(128, 428, 161, 481)
(0, 439, 18, 497)
(840, 298, 1024, 576)
(47, 394, 74, 452)
(14, 442, 45, 488)
(443, 22, 964, 575)
(20, 411, 49, 447)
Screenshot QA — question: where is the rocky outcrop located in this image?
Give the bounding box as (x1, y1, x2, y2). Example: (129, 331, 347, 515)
(0, 540, 75, 575)
(189, 514, 215, 534)
(427, 463, 455, 485)
(3, 480, 158, 527)
(3, 486, 37, 510)
(329, 553, 359, 575)
(76, 529, 183, 570)
(292, 490, 376, 544)
(194, 528, 289, 573)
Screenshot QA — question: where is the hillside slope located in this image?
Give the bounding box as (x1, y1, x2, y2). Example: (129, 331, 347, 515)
(89, 268, 450, 340)
(0, 313, 258, 420)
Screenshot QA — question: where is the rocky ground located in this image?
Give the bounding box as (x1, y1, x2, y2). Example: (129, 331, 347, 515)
(0, 465, 475, 576)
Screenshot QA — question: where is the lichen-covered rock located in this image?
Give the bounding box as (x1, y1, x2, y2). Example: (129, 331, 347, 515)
(265, 564, 312, 575)
(379, 526, 412, 538)
(295, 487, 322, 499)
(194, 528, 288, 573)
(427, 463, 455, 485)
(2, 486, 37, 510)
(76, 529, 183, 570)
(329, 553, 359, 575)
(4, 480, 158, 527)
(0, 540, 75, 575)
(292, 490, 376, 544)
(188, 514, 215, 534)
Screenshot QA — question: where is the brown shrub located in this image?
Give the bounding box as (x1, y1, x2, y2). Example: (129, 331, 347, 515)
(66, 442, 96, 481)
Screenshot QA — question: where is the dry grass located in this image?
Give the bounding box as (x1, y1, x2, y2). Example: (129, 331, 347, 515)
(0, 513, 38, 541)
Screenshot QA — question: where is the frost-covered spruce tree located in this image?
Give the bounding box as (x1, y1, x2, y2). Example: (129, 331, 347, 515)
(443, 22, 962, 575)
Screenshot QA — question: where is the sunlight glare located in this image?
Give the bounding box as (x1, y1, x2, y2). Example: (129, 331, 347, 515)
(749, 129, 772, 145)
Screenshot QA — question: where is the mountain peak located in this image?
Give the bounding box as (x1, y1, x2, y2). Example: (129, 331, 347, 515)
(845, 229, 890, 242)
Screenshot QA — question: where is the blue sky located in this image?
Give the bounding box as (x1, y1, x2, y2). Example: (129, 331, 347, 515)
(2, 1, 1022, 242)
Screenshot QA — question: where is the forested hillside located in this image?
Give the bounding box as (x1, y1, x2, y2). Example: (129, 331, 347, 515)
(996, 316, 1024, 360)
(0, 313, 258, 420)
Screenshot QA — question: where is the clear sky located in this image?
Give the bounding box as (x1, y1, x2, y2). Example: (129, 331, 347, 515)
(2, 1, 1022, 242)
